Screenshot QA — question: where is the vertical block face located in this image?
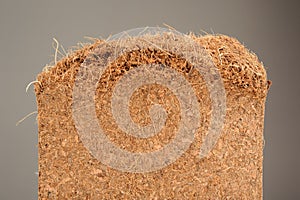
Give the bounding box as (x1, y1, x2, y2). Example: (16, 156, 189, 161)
(36, 32, 269, 199)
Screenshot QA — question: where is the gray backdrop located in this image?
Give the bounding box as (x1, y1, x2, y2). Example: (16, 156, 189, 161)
(1, 0, 299, 199)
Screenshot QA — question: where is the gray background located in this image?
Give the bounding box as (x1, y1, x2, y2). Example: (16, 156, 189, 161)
(1, 0, 299, 199)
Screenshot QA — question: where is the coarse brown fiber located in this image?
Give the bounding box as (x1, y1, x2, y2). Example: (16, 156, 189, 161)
(35, 34, 270, 199)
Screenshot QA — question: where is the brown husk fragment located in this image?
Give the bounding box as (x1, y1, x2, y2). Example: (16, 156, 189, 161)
(35, 34, 269, 199)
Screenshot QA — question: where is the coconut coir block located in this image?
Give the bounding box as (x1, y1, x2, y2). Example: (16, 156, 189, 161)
(35, 33, 270, 199)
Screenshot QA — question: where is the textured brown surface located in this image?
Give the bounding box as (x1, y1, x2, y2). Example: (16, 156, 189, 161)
(35, 34, 269, 199)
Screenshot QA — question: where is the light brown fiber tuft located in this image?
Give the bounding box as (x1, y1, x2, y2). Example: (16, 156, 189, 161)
(35, 34, 270, 199)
